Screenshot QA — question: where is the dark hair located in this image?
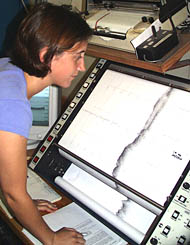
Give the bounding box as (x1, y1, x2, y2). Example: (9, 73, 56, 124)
(10, 3, 92, 77)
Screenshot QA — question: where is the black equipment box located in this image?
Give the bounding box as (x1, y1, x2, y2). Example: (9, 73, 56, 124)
(136, 29, 179, 61)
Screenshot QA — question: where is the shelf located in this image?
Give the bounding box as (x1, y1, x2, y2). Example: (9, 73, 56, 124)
(86, 32, 190, 73)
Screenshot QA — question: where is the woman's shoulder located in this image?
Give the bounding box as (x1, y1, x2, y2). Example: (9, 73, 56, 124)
(0, 57, 27, 100)
(0, 57, 22, 73)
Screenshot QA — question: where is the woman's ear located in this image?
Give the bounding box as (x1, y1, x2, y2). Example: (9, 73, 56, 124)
(39, 47, 48, 62)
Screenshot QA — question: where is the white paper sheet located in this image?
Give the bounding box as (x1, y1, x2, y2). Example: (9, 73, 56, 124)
(87, 9, 143, 33)
(27, 168, 61, 203)
(23, 202, 128, 245)
(55, 176, 145, 244)
(58, 164, 156, 234)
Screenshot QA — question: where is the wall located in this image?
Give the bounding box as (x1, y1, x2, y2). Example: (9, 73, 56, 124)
(0, 0, 29, 57)
(42, 0, 86, 11)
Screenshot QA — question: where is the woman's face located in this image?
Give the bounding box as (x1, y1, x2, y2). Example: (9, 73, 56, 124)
(49, 41, 88, 88)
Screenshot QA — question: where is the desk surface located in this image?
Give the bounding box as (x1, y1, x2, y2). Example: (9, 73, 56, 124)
(86, 32, 190, 73)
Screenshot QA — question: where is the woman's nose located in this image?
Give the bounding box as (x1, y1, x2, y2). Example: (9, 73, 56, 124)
(78, 57, 86, 72)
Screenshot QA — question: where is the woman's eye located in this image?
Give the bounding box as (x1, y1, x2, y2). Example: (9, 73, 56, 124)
(73, 52, 84, 61)
(76, 54, 82, 60)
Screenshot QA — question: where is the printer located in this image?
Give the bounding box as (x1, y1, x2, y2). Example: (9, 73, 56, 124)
(29, 57, 190, 245)
(85, 0, 188, 53)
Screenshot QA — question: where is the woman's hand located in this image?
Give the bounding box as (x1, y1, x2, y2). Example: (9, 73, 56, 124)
(33, 199, 58, 213)
(52, 227, 86, 245)
(33, 200, 86, 244)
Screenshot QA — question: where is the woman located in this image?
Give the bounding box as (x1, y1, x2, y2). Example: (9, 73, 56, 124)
(0, 3, 92, 245)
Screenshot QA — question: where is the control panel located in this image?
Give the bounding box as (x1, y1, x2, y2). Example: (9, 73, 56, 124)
(29, 59, 107, 181)
(145, 167, 190, 245)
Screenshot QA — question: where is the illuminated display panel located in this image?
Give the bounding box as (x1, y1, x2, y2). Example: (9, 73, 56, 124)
(58, 66, 190, 207)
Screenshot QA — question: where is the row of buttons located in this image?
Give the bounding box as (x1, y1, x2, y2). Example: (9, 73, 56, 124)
(158, 225, 187, 245)
(30, 59, 106, 169)
(32, 135, 54, 164)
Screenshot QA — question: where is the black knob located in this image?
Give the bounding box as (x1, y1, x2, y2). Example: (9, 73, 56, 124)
(183, 182, 190, 189)
(149, 17, 154, 24)
(142, 16, 148, 22)
(150, 237, 158, 245)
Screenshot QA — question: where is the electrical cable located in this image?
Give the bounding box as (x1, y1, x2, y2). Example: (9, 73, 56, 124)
(20, 0, 29, 13)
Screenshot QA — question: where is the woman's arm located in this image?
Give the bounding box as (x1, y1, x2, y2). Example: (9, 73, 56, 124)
(0, 130, 85, 245)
